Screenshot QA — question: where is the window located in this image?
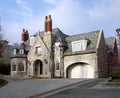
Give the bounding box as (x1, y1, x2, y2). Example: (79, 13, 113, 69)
(72, 40, 87, 52)
(55, 60, 60, 70)
(13, 49, 17, 55)
(30, 36, 35, 46)
(55, 42, 60, 52)
(12, 65, 16, 71)
(18, 62, 24, 71)
(35, 46, 42, 54)
(19, 49, 24, 54)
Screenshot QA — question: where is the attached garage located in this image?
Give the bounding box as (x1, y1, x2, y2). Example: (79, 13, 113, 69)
(67, 63, 94, 78)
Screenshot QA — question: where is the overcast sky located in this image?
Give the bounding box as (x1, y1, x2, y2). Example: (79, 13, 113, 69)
(0, 0, 120, 44)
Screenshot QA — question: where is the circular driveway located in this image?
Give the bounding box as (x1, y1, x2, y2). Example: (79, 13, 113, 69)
(0, 78, 87, 98)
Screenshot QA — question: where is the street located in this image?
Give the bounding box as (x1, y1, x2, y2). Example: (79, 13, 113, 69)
(44, 79, 120, 98)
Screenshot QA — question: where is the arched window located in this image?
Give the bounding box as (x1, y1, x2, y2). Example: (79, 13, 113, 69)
(18, 62, 24, 71)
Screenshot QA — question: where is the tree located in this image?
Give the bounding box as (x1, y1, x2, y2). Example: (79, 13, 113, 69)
(0, 18, 4, 57)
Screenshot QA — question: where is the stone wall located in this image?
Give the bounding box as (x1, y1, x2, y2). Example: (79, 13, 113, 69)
(11, 57, 27, 77)
(27, 33, 52, 78)
(64, 53, 98, 78)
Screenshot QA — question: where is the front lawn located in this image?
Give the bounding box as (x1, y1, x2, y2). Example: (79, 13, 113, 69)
(0, 79, 5, 84)
(110, 78, 120, 83)
(0, 79, 7, 87)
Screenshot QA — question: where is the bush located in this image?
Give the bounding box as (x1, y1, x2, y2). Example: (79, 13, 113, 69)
(0, 62, 10, 75)
(0, 79, 5, 84)
(110, 70, 120, 79)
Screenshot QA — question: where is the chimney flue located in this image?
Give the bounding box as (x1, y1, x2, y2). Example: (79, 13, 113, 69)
(44, 15, 52, 33)
(21, 28, 29, 43)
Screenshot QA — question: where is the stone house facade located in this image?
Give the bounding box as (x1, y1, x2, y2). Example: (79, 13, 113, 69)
(10, 15, 118, 78)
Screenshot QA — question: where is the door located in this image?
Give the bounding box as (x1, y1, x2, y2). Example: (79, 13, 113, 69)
(34, 60, 43, 75)
(67, 63, 94, 78)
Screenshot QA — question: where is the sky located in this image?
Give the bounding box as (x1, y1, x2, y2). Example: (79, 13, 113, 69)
(0, 0, 120, 44)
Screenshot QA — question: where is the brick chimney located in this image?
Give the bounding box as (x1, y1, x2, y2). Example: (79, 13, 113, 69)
(25, 30, 29, 41)
(21, 28, 29, 43)
(44, 15, 52, 32)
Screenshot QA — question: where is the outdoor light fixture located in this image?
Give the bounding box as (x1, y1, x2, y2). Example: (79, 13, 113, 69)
(44, 59, 47, 64)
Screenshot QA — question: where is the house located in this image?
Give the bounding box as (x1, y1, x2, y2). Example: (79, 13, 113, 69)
(0, 40, 13, 64)
(10, 15, 118, 78)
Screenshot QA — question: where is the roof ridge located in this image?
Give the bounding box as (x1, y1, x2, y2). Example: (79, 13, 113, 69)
(66, 30, 101, 38)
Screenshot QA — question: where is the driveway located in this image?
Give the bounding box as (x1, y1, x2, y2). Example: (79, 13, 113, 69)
(44, 78, 120, 98)
(0, 78, 88, 98)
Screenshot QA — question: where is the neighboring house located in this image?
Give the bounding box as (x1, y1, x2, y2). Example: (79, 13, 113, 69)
(10, 15, 119, 78)
(116, 28, 120, 65)
(0, 40, 13, 64)
(106, 37, 118, 75)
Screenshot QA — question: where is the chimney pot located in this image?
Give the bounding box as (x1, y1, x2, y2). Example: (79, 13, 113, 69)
(45, 16, 48, 20)
(49, 15, 51, 19)
(23, 28, 25, 32)
(26, 30, 28, 33)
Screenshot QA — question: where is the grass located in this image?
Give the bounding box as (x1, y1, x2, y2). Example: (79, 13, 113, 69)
(0, 79, 5, 84)
(110, 78, 120, 83)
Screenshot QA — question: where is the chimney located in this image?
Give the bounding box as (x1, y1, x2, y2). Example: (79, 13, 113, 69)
(44, 15, 52, 33)
(21, 28, 29, 43)
(22, 28, 25, 42)
(47, 15, 52, 32)
(25, 30, 29, 41)
(45, 16, 48, 32)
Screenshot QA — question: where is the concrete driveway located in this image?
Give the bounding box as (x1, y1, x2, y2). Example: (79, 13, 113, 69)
(44, 79, 120, 98)
(0, 78, 88, 98)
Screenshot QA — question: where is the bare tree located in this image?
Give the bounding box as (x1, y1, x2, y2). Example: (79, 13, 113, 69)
(0, 18, 4, 57)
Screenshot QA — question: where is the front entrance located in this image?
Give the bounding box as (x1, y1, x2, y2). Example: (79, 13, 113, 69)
(67, 62, 94, 78)
(33, 60, 43, 75)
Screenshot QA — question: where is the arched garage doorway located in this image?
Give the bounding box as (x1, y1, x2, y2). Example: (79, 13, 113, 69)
(66, 62, 94, 78)
(33, 60, 43, 75)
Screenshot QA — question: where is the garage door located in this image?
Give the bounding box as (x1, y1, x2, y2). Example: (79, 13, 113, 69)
(68, 65, 94, 78)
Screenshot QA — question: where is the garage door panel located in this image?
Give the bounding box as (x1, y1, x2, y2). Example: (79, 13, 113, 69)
(68, 64, 94, 78)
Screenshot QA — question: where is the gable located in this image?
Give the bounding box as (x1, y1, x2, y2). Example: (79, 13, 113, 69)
(27, 33, 49, 58)
(105, 37, 117, 53)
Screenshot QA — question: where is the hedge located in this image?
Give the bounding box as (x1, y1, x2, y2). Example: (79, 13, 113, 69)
(110, 70, 120, 79)
(0, 62, 10, 75)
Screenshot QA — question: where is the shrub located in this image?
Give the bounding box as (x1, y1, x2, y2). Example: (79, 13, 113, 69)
(110, 70, 120, 79)
(0, 79, 5, 84)
(0, 62, 10, 75)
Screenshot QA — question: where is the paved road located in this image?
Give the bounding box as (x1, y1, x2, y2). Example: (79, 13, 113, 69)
(0, 78, 87, 98)
(44, 79, 120, 98)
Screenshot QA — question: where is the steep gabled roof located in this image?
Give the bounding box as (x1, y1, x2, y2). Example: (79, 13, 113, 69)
(37, 28, 68, 43)
(64, 30, 101, 54)
(105, 37, 115, 52)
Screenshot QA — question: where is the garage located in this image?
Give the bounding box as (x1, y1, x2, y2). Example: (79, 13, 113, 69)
(67, 63, 94, 78)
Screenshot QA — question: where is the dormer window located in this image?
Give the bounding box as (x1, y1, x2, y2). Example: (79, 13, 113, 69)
(19, 49, 24, 54)
(13, 49, 17, 55)
(72, 40, 88, 52)
(35, 46, 42, 54)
